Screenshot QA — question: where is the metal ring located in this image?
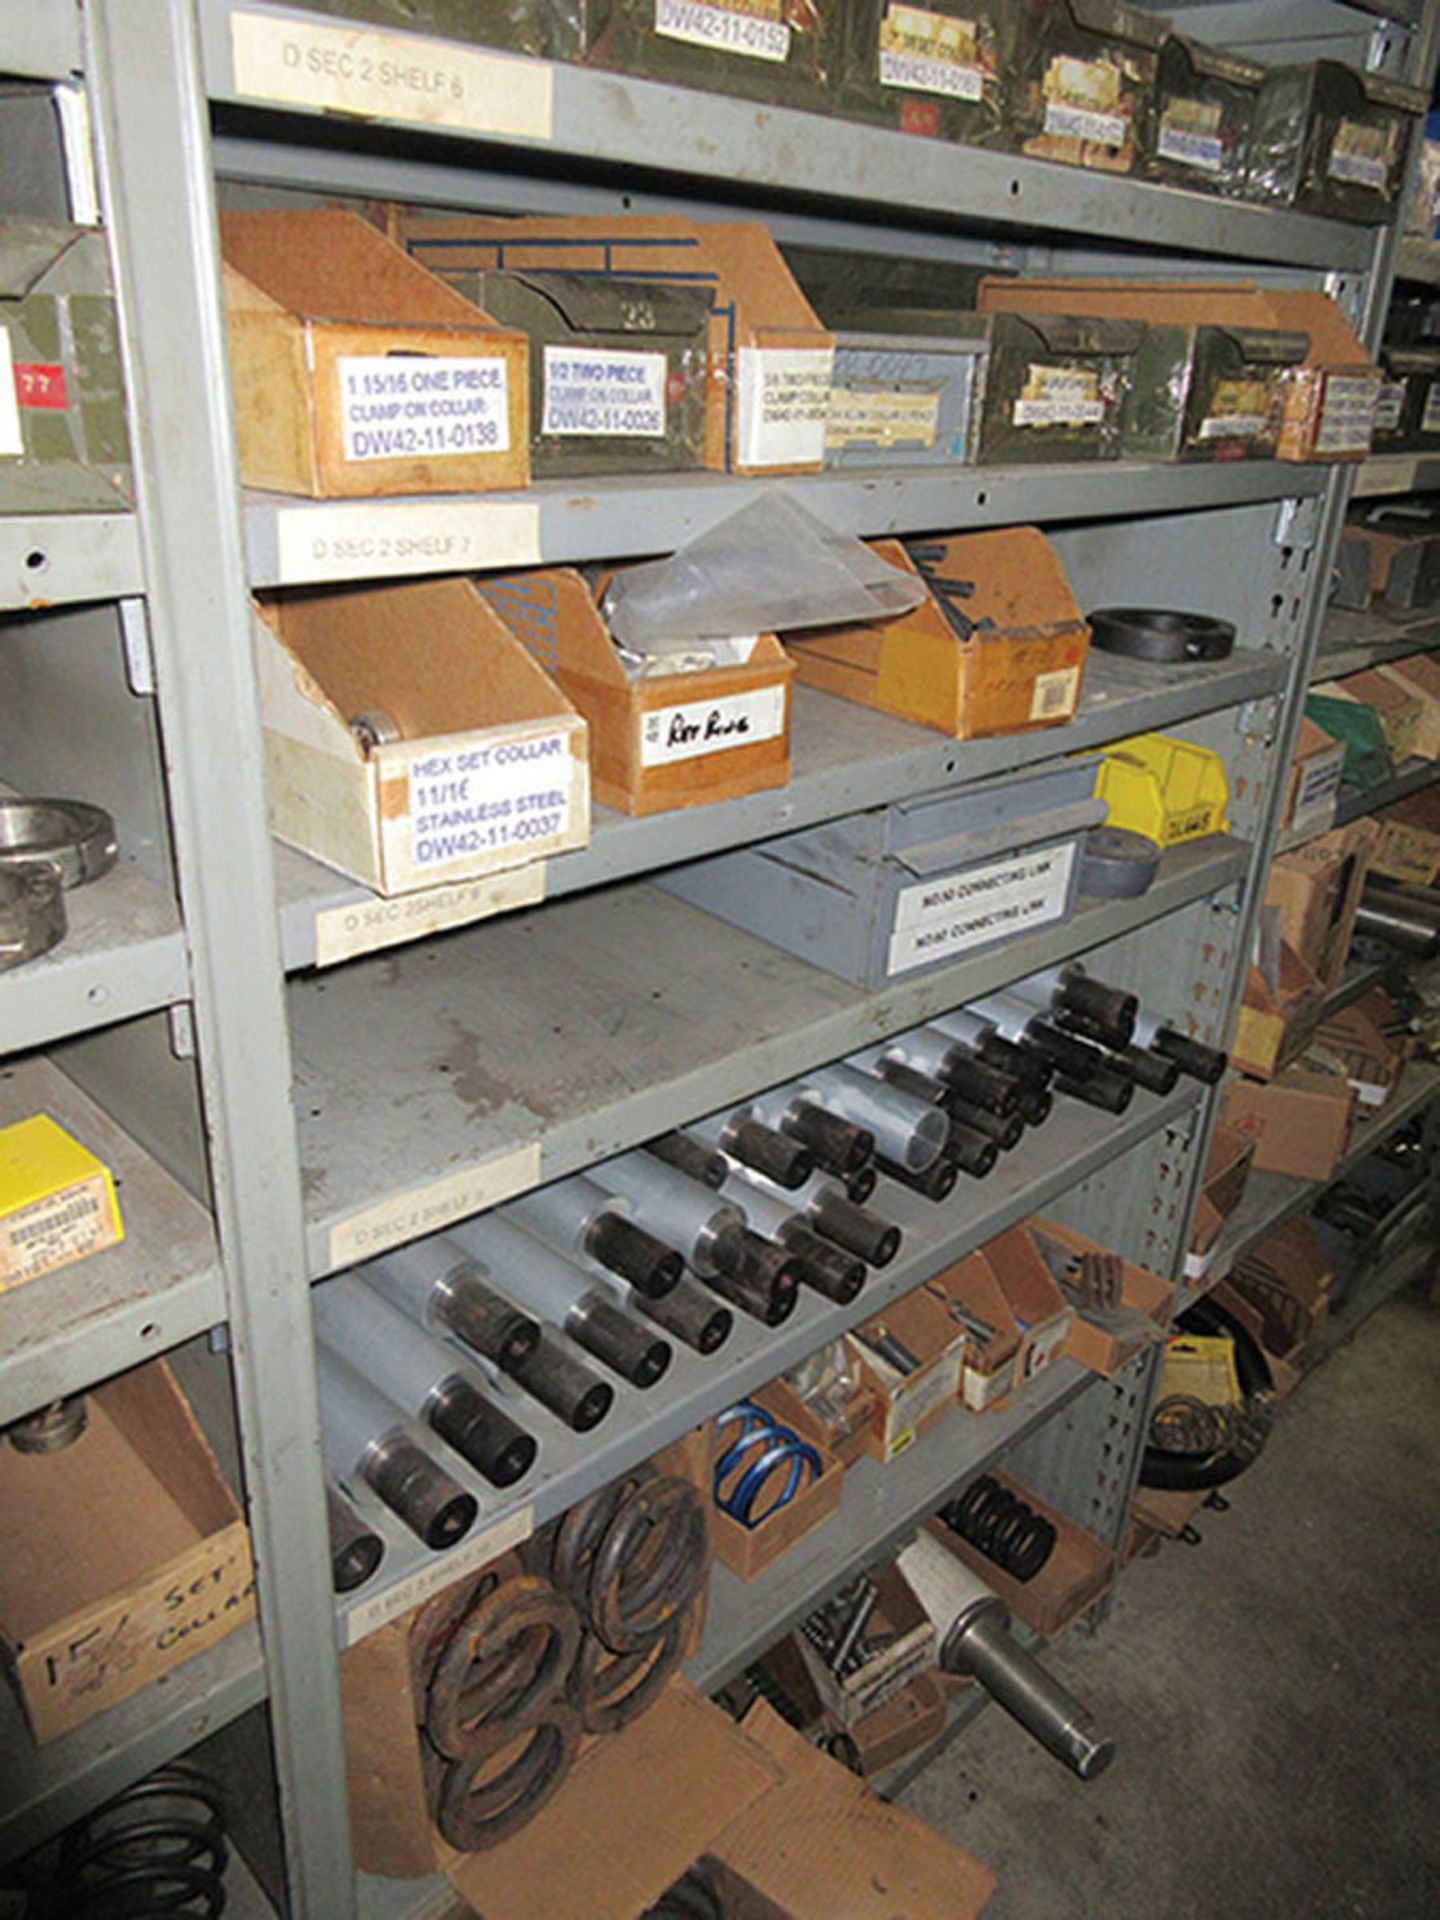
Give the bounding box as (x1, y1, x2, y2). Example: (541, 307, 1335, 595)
(0, 798, 118, 889)
(571, 1612, 686, 1734)
(425, 1576, 580, 1761)
(348, 708, 402, 754)
(431, 1704, 580, 1852)
(589, 1475, 708, 1653)
(0, 861, 67, 973)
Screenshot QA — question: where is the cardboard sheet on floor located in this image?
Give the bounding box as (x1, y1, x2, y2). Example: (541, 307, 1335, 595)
(709, 1701, 997, 1919)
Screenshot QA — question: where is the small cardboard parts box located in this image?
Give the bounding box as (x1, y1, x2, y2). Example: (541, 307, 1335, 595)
(219, 209, 529, 498)
(253, 576, 589, 897)
(1230, 1216, 1332, 1362)
(1026, 1216, 1173, 1377)
(1320, 667, 1426, 767)
(711, 1379, 845, 1581)
(1231, 939, 1325, 1082)
(796, 1563, 937, 1731)
(845, 1284, 966, 1464)
(395, 212, 835, 476)
(1283, 715, 1346, 838)
(1010, 0, 1164, 178)
(1222, 1064, 1356, 1182)
(1264, 818, 1377, 995)
(0, 1359, 256, 1744)
(844, 1672, 948, 1780)
(1312, 985, 1412, 1110)
(825, 322, 990, 467)
(923, 1471, 1114, 1639)
(478, 567, 793, 817)
(0, 1112, 123, 1293)
(1187, 1120, 1256, 1279)
(784, 527, 1089, 740)
(1337, 521, 1440, 612)
(1372, 784, 1440, 885)
(1378, 654, 1440, 761)
(930, 1227, 1072, 1412)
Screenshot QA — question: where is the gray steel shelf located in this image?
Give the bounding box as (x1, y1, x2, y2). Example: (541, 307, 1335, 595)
(690, 1360, 1097, 1691)
(197, 1, 1369, 270)
(0, 0, 81, 83)
(1396, 234, 1440, 289)
(245, 461, 1326, 589)
(1336, 755, 1440, 824)
(1354, 453, 1440, 498)
(332, 1077, 1199, 1647)
(0, 1056, 224, 1425)
(1313, 606, 1440, 684)
(290, 836, 1243, 1278)
(276, 648, 1288, 971)
(0, 513, 144, 612)
(0, 1622, 265, 1867)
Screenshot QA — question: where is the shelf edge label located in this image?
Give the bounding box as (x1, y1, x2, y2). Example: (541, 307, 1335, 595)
(326, 1143, 541, 1269)
(272, 500, 541, 584)
(345, 1504, 535, 1643)
(313, 864, 547, 967)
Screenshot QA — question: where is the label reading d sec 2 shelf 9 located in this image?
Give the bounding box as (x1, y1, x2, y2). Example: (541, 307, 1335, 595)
(338, 355, 509, 463)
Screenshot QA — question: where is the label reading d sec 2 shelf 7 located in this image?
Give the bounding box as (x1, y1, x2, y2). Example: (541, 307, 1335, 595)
(338, 355, 509, 463)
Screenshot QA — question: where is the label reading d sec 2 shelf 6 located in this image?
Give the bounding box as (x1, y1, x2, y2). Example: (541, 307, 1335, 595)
(338, 356, 509, 463)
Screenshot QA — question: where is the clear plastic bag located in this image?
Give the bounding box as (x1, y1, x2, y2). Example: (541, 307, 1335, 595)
(600, 492, 927, 651)
(785, 1339, 864, 1436)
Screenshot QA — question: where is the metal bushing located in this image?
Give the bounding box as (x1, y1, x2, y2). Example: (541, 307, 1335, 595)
(0, 863, 66, 973)
(7, 1395, 89, 1455)
(0, 799, 118, 890)
(425, 1575, 580, 1762)
(430, 1704, 580, 1852)
(348, 709, 402, 755)
(570, 1612, 685, 1735)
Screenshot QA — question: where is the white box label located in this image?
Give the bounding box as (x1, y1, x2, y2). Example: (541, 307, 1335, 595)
(1013, 366, 1104, 428)
(735, 346, 834, 468)
(1375, 381, 1407, 433)
(887, 841, 1076, 975)
(1029, 666, 1081, 722)
(1043, 100, 1128, 148)
(1315, 373, 1380, 457)
(345, 1504, 535, 1643)
(639, 684, 787, 766)
(879, 50, 983, 100)
(337, 354, 509, 463)
(274, 501, 540, 583)
(1157, 122, 1224, 173)
(1421, 386, 1440, 436)
(654, 0, 790, 61)
(0, 329, 23, 457)
(542, 345, 666, 438)
(327, 1143, 541, 1269)
(406, 728, 576, 877)
(1328, 122, 1389, 191)
(229, 11, 553, 139)
(1198, 412, 1267, 440)
(312, 864, 547, 968)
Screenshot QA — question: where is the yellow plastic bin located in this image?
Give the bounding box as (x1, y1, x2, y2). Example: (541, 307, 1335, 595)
(1096, 733, 1230, 847)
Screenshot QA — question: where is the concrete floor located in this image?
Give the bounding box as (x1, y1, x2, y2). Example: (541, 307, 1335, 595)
(899, 1289, 1440, 1920)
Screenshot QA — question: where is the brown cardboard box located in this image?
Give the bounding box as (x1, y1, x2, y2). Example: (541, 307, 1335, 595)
(1222, 1065, 1356, 1180)
(394, 213, 835, 476)
(1187, 1121, 1257, 1281)
(783, 528, 1089, 740)
(479, 567, 793, 816)
(841, 1673, 948, 1780)
(0, 1360, 255, 1744)
(1311, 985, 1412, 1109)
(796, 1563, 936, 1729)
(1378, 653, 1440, 761)
(930, 1228, 1071, 1409)
(1263, 818, 1377, 993)
(922, 1474, 1114, 1639)
(1230, 1216, 1332, 1362)
(930, 1251, 1021, 1411)
(1231, 939, 1326, 1081)
(1371, 783, 1440, 884)
(846, 1284, 966, 1462)
(1319, 668, 1426, 766)
(219, 209, 528, 497)
(1283, 715, 1346, 838)
(253, 577, 589, 896)
(1209, 1279, 1303, 1399)
(711, 1380, 845, 1580)
(1027, 1217, 1173, 1377)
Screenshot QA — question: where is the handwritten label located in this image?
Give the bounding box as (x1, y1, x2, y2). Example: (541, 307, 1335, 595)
(229, 10, 553, 139)
(337, 354, 508, 464)
(345, 1505, 535, 1643)
(735, 346, 834, 468)
(887, 841, 1076, 976)
(1314, 373, 1380, 458)
(654, 0, 790, 62)
(542, 345, 666, 437)
(404, 728, 575, 877)
(639, 684, 786, 766)
(827, 386, 941, 451)
(0, 330, 23, 457)
(313, 865, 547, 968)
(1029, 666, 1081, 722)
(273, 501, 541, 583)
(328, 1144, 541, 1269)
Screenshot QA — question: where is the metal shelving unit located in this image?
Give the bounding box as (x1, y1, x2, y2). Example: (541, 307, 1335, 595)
(1314, 606, 1440, 682)
(3, 2, 1438, 1915)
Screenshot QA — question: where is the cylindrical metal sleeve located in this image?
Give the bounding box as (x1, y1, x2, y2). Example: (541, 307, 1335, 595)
(427, 1376, 537, 1489)
(1110, 1042, 1180, 1096)
(708, 1113, 815, 1189)
(507, 1329, 614, 1432)
(635, 1273, 733, 1355)
(846, 1042, 948, 1107)
(1052, 1066, 1133, 1115)
(325, 1483, 385, 1593)
(365, 1240, 539, 1372)
(804, 1064, 948, 1172)
(449, 1214, 637, 1352)
(875, 1150, 963, 1199)
(316, 1276, 494, 1419)
(950, 1608, 1116, 1780)
(944, 1118, 1001, 1178)
(809, 1188, 902, 1266)
(580, 1211, 682, 1298)
(1353, 891, 1440, 955)
(644, 1130, 729, 1191)
(588, 1155, 744, 1275)
(1022, 966, 1137, 1046)
(570, 1295, 671, 1389)
(763, 1096, 874, 1178)
(1137, 1020, 1227, 1085)
(776, 1220, 867, 1305)
(708, 1229, 800, 1325)
(363, 1432, 477, 1550)
(948, 1097, 1025, 1150)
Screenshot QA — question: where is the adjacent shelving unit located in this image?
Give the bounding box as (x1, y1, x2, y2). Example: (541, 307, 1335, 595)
(3, 3, 1438, 1916)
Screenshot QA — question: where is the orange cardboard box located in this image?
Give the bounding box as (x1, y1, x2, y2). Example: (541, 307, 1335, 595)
(922, 1473, 1113, 1638)
(1378, 653, 1440, 761)
(1222, 1065, 1356, 1181)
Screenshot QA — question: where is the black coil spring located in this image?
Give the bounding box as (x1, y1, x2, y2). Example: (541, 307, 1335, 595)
(50, 1764, 228, 1918)
(940, 1474, 1057, 1584)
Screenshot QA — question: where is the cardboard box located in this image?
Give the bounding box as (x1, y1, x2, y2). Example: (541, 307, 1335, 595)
(712, 1380, 845, 1580)
(932, 1226, 1073, 1408)
(586, 0, 841, 115)
(1208, 1280, 1303, 1398)
(1372, 783, 1440, 884)
(923, 1473, 1114, 1638)
(1231, 939, 1326, 1082)
(1026, 1217, 1173, 1377)
(1229, 1216, 1332, 1361)
(395, 214, 835, 475)
(1249, 59, 1422, 224)
(797, 1563, 936, 1728)
(219, 209, 529, 497)
(1148, 34, 1265, 197)
(0, 1113, 123, 1291)
(253, 577, 589, 896)
(1311, 984, 1412, 1109)
(1189, 1121, 1256, 1275)
(1339, 520, 1440, 612)
(1322, 668, 1426, 766)
(1263, 819, 1377, 994)
(784, 528, 1088, 738)
(1222, 1065, 1356, 1181)
(972, 308, 1141, 464)
(0, 1359, 255, 1743)
(840, 0, 1013, 146)
(479, 567, 792, 817)
(1010, 0, 1164, 177)
(1378, 654, 1440, 760)
(0, 221, 131, 511)
(1283, 716, 1346, 838)
(846, 1284, 966, 1463)
(976, 277, 1306, 462)
(825, 323, 989, 466)
(842, 1672, 948, 1779)
(930, 1250, 1022, 1411)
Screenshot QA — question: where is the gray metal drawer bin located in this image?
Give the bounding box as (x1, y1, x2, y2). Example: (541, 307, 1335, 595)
(658, 757, 1105, 988)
